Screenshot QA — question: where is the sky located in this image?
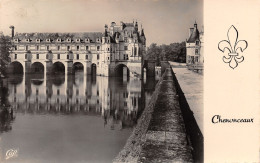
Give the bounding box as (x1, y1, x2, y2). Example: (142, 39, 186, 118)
(0, 0, 203, 46)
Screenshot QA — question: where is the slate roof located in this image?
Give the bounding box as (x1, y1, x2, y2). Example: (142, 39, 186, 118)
(187, 28, 200, 43)
(13, 32, 103, 43)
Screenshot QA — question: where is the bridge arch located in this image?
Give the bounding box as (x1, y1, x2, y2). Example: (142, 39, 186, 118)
(31, 62, 44, 74)
(91, 63, 97, 75)
(7, 61, 23, 74)
(114, 64, 129, 77)
(73, 62, 84, 73)
(52, 61, 65, 74)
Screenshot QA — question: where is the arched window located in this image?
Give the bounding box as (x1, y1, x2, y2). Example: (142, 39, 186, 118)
(77, 54, 79, 60)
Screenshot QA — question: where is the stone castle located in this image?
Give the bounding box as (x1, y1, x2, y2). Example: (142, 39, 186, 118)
(9, 21, 147, 77)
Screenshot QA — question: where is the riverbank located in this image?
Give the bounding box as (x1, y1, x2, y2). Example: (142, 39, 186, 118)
(113, 68, 193, 163)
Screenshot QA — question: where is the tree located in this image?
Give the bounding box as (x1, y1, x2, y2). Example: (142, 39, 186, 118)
(0, 35, 12, 75)
(145, 41, 186, 65)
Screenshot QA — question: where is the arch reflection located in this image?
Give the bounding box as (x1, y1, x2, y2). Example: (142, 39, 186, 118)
(4, 73, 151, 130)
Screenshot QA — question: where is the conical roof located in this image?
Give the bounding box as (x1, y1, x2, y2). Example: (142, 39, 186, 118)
(187, 28, 200, 43)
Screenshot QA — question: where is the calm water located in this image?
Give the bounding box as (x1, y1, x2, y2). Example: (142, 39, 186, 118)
(0, 71, 156, 163)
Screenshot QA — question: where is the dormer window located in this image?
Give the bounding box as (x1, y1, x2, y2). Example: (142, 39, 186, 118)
(26, 39, 30, 42)
(36, 39, 40, 42)
(96, 38, 100, 42)
(85, 38, 90, 43)
(67, 38, 71, 42)
(76, 39, 80, 42)
(14, 39, 19, 43)
(57, 38, 61, 42)
(46, 39, 51, 42)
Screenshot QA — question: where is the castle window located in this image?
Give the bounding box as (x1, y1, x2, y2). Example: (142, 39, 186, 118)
(97, 54, 99, 60)
(195, 56, 199, 62)
(36, 54, 39, 59)
(97, 46, 100, 51)
(77, 46, 79, 51)
(57, 54, 60, 59)
(195, 49, 199, 55)
(85, 55, 88, 60)
(57, 46, 60, 50)
(86, 46, 89, 50)
(124, 46, 128, 50)
(14, 54, 17, 59)
(77, 54, 79, 60)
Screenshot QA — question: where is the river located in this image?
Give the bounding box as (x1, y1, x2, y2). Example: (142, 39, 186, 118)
(0, 71, 157, 163)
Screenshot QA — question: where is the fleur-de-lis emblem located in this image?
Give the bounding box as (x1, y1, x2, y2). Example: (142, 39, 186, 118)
(218, 25, 248, 69)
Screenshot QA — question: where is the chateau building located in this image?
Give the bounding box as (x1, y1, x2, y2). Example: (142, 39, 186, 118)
(9, 21, 146, 77)
(186, 22, 204, 65)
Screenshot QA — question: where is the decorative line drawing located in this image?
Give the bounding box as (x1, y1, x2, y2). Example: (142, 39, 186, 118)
(218, 25, 248, 69)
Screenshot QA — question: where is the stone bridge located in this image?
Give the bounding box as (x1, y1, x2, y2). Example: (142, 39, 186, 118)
(7, 51, 156, 79)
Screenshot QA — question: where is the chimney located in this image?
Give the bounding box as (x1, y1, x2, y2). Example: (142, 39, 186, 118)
(189, 28, 194, 37)
(9, 25, 15, 38)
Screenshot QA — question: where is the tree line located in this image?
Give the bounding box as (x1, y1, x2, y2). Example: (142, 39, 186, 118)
(0, 34, 12, 76)
(144, 42, 186, 66)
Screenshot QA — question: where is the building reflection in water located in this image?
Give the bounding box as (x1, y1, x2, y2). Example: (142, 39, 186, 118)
(4, 71, 156, 131)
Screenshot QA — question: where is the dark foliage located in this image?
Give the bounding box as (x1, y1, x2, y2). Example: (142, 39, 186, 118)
(0, 35, 12, 75)
(145, 42, 186, 66)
